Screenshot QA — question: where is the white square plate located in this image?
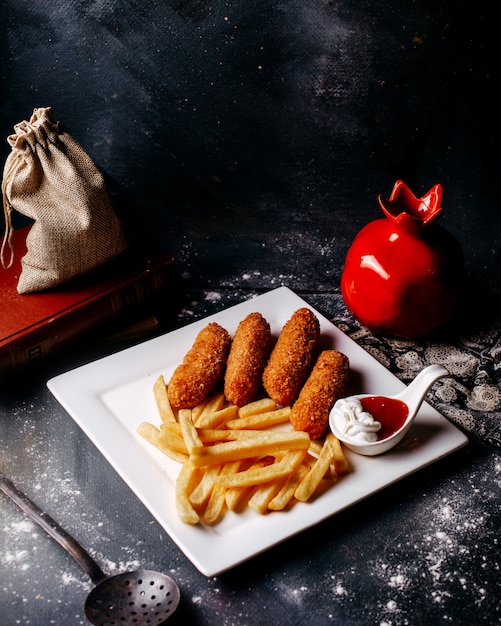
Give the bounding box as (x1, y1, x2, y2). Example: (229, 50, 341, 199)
(47, 287, 468, 576)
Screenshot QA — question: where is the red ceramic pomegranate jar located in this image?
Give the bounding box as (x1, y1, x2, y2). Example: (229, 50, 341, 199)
(341, 180, 464, 339)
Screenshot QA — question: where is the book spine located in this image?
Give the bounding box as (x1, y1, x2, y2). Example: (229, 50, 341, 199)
(0, 262, 177, 379)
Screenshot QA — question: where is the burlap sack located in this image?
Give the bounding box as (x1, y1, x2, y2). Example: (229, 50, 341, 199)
(1, 107, 128, 294)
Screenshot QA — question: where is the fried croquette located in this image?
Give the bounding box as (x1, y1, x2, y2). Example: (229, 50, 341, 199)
(262, 307, 320, 406)
(224, 312, 271, 406)
(167, 322, 231, 409)
(290, 349, 349, 439)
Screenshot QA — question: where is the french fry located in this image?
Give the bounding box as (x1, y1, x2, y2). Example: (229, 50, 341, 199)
(137, 422, 188, 463)
(214, 449, 307, 488)
(171, 423, 271, 448)
(158, 423, 188, 455)
(155, 446, 189, 464)
(190, 391, 227, 424)
(329, 433, 350, 475)
(137, 421, 160, 443)
(225, 406, 291, 430)
(199, 429, 285, 442)
(248, 476, 287, 514)
(171, 428, 283, 448)
(225, 457, 273, 511)
(224, 484, 251, 511)
(178, 409, 204, 454)
(195, 404, 239, 429)
(159, 421, 182, 436)
(198, 428, 235, 444)
(202, 481, 227, 525)
(175, 461, 200, 524)
(153, 375, 177, 423)
(267, 462, 310, 511)
(308, 440, 324, 457)
(238, 397, 276, 418)
(197, 391, 226, 418)
(218, 459, 243, 480)
(191, 397, 209, 422)
(201, 461, 239, 525)
(189, 465, 221, 507)
(190, 430, 310, 467)
(294, 434, 337, 502)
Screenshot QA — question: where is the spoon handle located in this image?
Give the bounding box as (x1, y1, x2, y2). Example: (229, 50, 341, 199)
(0, 472, 106, 584)
(397, 364, 448, 408)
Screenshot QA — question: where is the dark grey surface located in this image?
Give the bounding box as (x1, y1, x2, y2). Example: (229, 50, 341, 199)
(1, 0, 499, 286)
(1, 2, 500, 624)
(0, 290, 499, 626)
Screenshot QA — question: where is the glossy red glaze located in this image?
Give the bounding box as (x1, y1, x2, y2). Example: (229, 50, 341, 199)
(360, 396, 408, 440)
(341, 180, 463, 339)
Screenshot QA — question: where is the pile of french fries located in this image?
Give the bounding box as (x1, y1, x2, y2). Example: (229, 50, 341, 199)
(137, 375, 350, 525)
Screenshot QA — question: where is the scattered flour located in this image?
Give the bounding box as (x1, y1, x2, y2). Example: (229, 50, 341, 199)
(1, 290, 498, 625)
(0, 442, 147, 623)
(333, 583, 348, 596)
(205, 291, 223, 303)
(256, 457, 499, 625)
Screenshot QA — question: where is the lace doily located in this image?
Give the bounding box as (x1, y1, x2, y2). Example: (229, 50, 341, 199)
(333, 310, 501, 448)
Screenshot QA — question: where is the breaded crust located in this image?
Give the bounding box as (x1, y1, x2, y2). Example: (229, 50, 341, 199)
(167, 322, 231, 409)
(290, 349, 349, 439)
(262, 307, 320, 406)
(224, 312, 271, 406)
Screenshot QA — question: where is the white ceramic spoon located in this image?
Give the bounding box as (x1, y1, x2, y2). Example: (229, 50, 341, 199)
(329, 364, 449, 456)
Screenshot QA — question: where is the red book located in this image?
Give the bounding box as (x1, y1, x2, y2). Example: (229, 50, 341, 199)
(0, 225, 177, 378)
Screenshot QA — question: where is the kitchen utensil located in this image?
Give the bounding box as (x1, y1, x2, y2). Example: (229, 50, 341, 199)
(0, 472, 180, 625)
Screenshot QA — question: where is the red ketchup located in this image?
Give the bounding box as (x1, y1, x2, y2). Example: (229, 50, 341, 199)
(360, 396, 409, 440)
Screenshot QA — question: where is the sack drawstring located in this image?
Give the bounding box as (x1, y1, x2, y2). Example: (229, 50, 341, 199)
(1, 157, 15, 270)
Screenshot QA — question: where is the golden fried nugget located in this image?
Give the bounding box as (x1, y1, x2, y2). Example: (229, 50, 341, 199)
(290, 349, 349, 439)
(224, 312, 271, 406)
(262, 308, 320, 406)
(167, 322, 231, 409)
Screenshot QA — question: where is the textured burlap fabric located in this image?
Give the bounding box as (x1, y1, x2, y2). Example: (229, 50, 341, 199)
(1, 107, 128, 294)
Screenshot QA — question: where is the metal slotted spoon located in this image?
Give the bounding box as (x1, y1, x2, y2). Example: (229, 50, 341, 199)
(0, 472, 180, 625)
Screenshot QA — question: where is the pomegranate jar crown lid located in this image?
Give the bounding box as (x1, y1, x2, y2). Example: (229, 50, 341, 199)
(378, 179, 442, 227)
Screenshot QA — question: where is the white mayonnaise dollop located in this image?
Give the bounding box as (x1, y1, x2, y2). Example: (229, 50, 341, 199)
(331, 397, 381, 443)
